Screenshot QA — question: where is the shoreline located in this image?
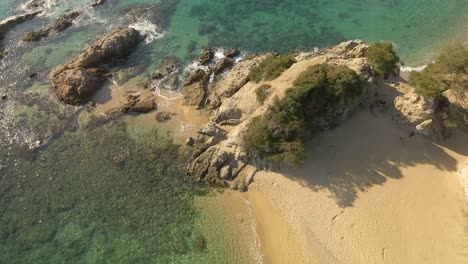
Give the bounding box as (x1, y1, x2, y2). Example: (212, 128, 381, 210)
(246, 110, 468, 264)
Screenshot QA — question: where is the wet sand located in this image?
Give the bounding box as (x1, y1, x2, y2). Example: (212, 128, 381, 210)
(249, 110, 468, 264)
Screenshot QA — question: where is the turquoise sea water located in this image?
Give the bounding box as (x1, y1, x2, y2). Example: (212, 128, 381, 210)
(1, 0, 468, 263)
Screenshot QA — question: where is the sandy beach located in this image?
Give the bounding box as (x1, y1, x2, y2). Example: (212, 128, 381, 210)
(248, 110, 468, 264)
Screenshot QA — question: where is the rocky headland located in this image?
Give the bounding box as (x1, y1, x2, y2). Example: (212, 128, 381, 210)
(181, 40, 467, 191)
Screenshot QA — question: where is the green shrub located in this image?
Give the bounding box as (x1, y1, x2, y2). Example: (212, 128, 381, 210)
(248, 54, 296, 82)
(364, 42, 400, 78)
(255, 84, 271, 104)
(244, 64, 363, 166)
(409, 44, 468, 98)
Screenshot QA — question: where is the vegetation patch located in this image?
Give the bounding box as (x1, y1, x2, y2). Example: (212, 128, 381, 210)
(255, 84, 272, 105)
(244, 63, 363, 166)
(364, 42, 400, 78)
(248, 54, 296, 82)
(409, 44, 468, 98)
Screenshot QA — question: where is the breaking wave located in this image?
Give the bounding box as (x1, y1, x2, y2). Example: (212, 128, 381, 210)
(129, 19, 165, 44)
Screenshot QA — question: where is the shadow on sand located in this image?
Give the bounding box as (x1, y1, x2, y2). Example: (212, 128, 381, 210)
(277, 110, 463, 208)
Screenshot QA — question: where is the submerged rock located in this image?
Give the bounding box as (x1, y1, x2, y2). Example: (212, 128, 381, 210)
(0, 11, 42, 39)
(153, 57, 178, 80)
(51, 27, 143, 105)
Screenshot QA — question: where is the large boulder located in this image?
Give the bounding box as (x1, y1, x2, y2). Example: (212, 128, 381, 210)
(52, 68, 105, 105)
(67, 27, 142, 69)
(394, 90, 435, 125)
(51, 27, 143, 105)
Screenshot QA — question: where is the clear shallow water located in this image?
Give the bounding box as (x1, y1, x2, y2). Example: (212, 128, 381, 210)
(1, 0, 468, 263)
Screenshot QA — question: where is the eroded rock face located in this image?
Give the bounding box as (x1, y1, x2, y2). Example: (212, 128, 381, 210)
(51, 27, 143, 105)
(394, 90, 434, 124)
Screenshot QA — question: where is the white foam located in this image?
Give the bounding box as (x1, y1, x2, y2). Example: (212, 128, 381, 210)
(129, 19, 165, 44)
(399, 64, 428, 72)
(214, 48, 225, 60)
(19, 0, 61, 16)
(74, 6, 107, 27)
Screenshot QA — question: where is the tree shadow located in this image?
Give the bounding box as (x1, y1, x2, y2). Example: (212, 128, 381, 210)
(277, 110, 461, 208)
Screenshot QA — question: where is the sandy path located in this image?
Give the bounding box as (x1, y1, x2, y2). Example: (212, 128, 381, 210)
(249, 110, 468, 264)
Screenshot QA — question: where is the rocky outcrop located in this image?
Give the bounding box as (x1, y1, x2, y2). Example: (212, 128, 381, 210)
(22, 11, 80, 42)
(213, 57, 234, 74)
(198, 47, 214, 65)
(205, 55, 267, 108)
(182, 48, 244, 108)
(143, 57, 180, 90)
(51, 27, 143, 105)
(0, 11, 42, 39)
(123, 90, 157, 113)
(64, 27, 142, 70)
(52, 68, 105, 105)
(186, 40, 372, 190)
(394, 90, 436, 136)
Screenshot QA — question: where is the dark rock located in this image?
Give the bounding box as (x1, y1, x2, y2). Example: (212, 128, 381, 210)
(185, 137, 195, 146)
(225, 48, 240, 58)
(153, 57, 178, 80)
(52, 68, 105, 105)
(112, 154, 126, 165)
(0, 11, 42, 40)
(22, 11, 80, 42)
(159, 57, 177, 77)
(198, 47, 214, 65)
(90, 0, 107, 7)
(1, 95, 7, 101)
(213, 57, 234, 74)
(0, 51, 6, 60)
(184, 68, 209, 86)
(28, 73, 38, 78)
(21, 29, 48, 42)
(123, 90, 157, 113)
(155, 111, 174, 122)
(50, 11, 80, 32)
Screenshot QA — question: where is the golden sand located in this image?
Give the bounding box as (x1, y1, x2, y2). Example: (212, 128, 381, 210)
(249, 110, 468, 264)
